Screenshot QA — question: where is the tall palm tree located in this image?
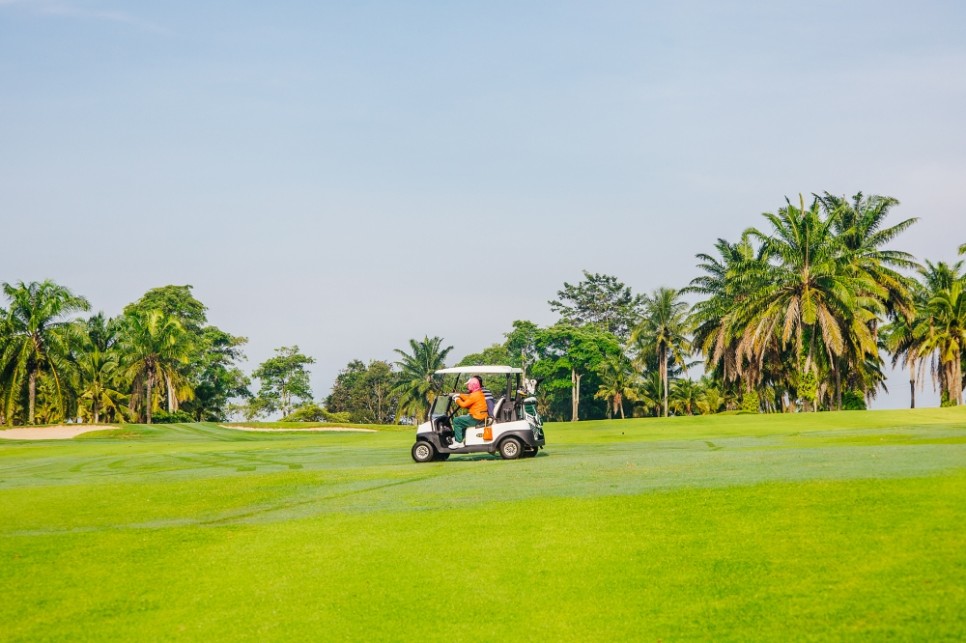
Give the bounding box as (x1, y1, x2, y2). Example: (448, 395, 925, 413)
(631, 288, 692, 417)
(685, 236, 766, 392)
(117, 309, 191, 423)
(818, 192, 920, 407)
(739, 197, 879, 410)
(882, 311, 924, 408)
(914, 272, 966, 406)
(820, 192, 919, 318)
(0, 280, 90, 425)
(392, 336, 452, 422)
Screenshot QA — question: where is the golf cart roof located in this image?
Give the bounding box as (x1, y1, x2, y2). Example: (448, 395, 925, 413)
(435, 366, 524, 375)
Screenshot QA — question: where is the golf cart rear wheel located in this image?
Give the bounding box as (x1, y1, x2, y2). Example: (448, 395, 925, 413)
(412, 441, 436, 463)
(499, 437, 522, 460)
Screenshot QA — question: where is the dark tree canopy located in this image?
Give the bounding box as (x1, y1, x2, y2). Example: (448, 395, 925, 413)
(548, 271, 645, 341)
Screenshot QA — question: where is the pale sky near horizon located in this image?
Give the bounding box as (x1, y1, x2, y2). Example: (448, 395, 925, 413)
(2, 0, 964, 411)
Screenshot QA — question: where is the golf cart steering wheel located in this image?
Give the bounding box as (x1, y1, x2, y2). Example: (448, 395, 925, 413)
(448, 394, 463, 419)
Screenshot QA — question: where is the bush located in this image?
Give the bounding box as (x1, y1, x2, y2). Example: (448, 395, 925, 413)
(151, 410, 195, 424)
(842, 390, 867, 411)
(280, 404, 351, 424)
(740, 390, 760, 414)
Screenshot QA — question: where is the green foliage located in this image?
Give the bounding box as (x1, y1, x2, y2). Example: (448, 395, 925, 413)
(841, 390, 867, 410)
(631, 287, 693, 417)
(325, 360, 399, 424)
(124, 286, 249, 421)
(392, 336, 452, 422)
(686, 192, 919, 413)
(548, 270, 645, 341)
(0, 280, 91, 425)
(252, 346, 315, 418)
(279, 404, 351, 423)
(531, 323, 622, 421)
(117, 309, 192, 424)
(740, 389, 760, 413)
(504, 319, 539, 369)
(456, 344, 512, 367)
(799, 362, 818, 407)
(183, 327, 251, 421)
(150, 409, 194, 423)
(123, 285, 207, 333)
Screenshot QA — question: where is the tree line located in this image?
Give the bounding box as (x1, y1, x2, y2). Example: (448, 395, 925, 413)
(0, 284, 250, 425)
(324, 192, 966, 422)
(3, 192, 964, 425)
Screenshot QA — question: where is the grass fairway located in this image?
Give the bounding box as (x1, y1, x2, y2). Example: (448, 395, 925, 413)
(2, 409, 965, 641)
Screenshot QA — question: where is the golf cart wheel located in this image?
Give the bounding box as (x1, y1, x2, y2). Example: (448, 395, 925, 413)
(499, 437, 522, 460)
(411, 441, 436, 463)
(521, 448, 538, 458)
(433, 452, 450, 461)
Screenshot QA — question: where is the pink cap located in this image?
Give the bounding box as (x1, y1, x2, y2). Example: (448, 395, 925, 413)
(466, 377, 481, 392)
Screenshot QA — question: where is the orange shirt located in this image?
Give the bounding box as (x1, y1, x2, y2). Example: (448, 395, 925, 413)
(454, 390, 488, 420)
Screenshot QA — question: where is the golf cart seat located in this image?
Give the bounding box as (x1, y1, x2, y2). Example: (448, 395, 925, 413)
(484, 397, 506, 427)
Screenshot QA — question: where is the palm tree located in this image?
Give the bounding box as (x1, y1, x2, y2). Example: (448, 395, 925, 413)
(669, 378, 701, 415)
(75, 347, 128, 423)
(695, 376, 727, 415)
(820, 192, 919, 318)
(117, 309, 191, 423)
(882, 312, 924, 408)
(685, 236, 766, 396)
(818, 192, 920, 407)
(914, 268, 966, 406)
(739, 196, 879, 410)
(630, 288, 692, 417)
(392, 336, 452, 422)
(635, 371, 663, 417)
(594, 354, 639, 419)
(0, 281, 90, 425)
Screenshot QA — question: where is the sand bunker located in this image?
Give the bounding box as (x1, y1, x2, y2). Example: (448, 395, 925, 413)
(0, 425, 120, 440)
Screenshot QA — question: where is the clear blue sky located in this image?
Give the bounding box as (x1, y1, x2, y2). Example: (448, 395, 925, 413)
(2, 0, 964, 409)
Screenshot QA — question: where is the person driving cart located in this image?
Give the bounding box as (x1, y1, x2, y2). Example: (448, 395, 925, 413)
(450, 375, 488, 448)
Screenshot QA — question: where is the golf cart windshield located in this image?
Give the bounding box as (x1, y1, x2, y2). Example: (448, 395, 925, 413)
(429, 393, 452, 418)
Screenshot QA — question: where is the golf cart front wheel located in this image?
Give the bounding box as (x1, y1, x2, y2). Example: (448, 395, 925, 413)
(499, 437, 522, 460)
(411, 441, 436, 463)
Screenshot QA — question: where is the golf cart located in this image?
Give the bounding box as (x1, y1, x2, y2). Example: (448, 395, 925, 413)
(410, 365, 545, 462)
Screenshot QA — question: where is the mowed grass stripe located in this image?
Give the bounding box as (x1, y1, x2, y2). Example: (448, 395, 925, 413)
(2, 475, 963, 641)
(1, 409, 964, 640)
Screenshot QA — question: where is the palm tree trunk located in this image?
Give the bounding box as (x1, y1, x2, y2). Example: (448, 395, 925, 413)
(835, 365, 842, 410)
(660, 347, 668, 417)
(953, 359, 964, 406)
(165, 372, 178, 413)
(28, 369, 37, 425)
(146, 371, 154, 424)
